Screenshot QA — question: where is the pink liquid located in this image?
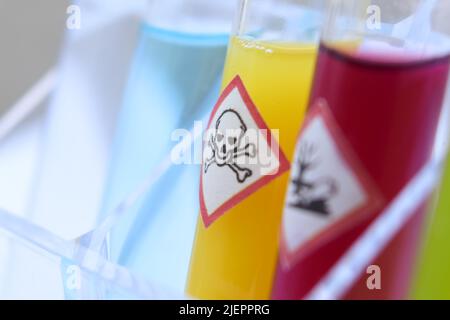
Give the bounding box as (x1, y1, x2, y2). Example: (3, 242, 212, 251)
(272, 44, 450, 299)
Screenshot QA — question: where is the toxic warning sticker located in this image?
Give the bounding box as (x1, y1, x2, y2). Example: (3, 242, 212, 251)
(200, 75, 290, 227)
(280, 99, 383, 269)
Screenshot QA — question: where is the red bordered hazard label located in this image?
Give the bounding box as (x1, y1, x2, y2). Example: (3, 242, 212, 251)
(200, 75, 290, 227)
(280, 99, 383, 269)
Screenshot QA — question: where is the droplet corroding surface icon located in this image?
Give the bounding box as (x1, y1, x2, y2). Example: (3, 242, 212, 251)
(280, 100, 383, 269)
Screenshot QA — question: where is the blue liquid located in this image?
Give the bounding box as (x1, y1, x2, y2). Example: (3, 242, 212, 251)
(100, 24, 228, 292)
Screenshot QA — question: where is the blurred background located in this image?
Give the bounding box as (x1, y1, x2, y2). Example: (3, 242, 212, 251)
(2, 0, 446, 115)
(0, 0, 69, 115)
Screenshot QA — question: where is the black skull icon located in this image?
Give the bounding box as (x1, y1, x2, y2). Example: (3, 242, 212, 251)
(204, 109, 257, 183)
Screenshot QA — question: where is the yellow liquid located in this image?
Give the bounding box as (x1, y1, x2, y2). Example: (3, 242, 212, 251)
(187, 36, 317, 299)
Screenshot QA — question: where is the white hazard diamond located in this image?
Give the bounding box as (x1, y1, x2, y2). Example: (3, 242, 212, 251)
(200, 76, 290, 227)
(280, 100, 383, 268)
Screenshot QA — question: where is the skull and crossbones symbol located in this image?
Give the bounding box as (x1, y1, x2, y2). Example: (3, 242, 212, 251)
(204, 109, 257, 183)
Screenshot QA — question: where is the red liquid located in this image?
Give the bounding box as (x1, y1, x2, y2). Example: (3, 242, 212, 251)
(272, 44, 450, 299)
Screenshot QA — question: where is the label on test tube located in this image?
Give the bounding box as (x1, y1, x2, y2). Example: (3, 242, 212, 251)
(200, 76, 290, 227)
(280, 99, 383, 269)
